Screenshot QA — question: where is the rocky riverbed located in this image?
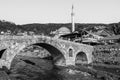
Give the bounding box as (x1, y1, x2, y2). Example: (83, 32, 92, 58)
(0, 55, 120, 80)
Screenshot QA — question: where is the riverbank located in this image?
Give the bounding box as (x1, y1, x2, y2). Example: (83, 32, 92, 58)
(0, 55, 120, 80)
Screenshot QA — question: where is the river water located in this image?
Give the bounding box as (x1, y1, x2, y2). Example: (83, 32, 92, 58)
(7, 55, 120, 80)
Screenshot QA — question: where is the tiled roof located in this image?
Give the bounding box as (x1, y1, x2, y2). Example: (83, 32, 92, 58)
(94, 29, 114, 37)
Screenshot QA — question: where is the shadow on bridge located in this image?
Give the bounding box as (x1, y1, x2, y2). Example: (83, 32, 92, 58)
(0, 49, 6, 60)
(32, 43, 65, 65)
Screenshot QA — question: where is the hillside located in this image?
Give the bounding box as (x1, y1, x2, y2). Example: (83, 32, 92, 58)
(0, 20, 120, 35)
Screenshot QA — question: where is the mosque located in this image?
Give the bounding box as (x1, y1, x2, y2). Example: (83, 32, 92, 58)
(51, 5, 103, 43)
(51, 5, 75, 39)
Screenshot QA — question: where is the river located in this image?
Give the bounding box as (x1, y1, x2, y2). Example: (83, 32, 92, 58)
(0, 55, 115, 80)
(0, 54, 119, 80)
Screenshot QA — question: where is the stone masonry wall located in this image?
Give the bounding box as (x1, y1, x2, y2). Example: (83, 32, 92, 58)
(93, 44, 120, 65)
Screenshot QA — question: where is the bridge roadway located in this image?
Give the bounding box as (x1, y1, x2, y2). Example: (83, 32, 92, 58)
(0, 35, 94, 69)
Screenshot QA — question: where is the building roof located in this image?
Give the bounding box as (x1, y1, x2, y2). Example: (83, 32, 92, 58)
(100, 35, 120, 40)
(60, 31, 81, 38)
(93, 29, 114, 37)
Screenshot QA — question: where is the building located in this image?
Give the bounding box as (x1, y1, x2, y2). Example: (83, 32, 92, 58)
(51, 27, 71, 38)
(93, 29, 114, 37)
(99, 35, 120, 45)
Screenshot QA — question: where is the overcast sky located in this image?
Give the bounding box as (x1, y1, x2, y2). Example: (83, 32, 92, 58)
(0, 0, 120, 24)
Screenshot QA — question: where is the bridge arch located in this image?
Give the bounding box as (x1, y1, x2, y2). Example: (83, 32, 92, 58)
(10, 43, 66, 68)
(32, 43, 65, 59)
(75, 51, 88, 64)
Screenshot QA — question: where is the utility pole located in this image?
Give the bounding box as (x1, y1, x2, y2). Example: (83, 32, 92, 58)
(71, 5, 75, 32)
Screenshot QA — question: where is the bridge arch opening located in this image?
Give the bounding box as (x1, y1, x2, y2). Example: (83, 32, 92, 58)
(32, 43, 65, 64)
(11, 43, 66, 68)
(0, 49, 6, 59)
(75, 52, 88, 65)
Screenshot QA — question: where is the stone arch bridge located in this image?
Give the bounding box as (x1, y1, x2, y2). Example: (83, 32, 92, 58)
(0, 35, 94, 69)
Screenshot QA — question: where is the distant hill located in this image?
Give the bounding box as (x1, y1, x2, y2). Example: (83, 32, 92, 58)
(0, 20, 120, 35)
(22, 23, 72, 35)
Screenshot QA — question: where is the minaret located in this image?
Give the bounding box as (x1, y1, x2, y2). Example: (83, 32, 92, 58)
(71, 5, 75, 32)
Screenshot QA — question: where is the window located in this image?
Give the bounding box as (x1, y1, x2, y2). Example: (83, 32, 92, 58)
(69, 48, 73, 57)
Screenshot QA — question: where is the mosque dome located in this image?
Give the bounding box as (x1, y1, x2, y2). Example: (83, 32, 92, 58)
(53, 27, 71, 39)
(58, 27, 71, 35)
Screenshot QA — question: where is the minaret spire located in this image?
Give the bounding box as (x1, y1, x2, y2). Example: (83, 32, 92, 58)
(71, 4, 75, 32)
